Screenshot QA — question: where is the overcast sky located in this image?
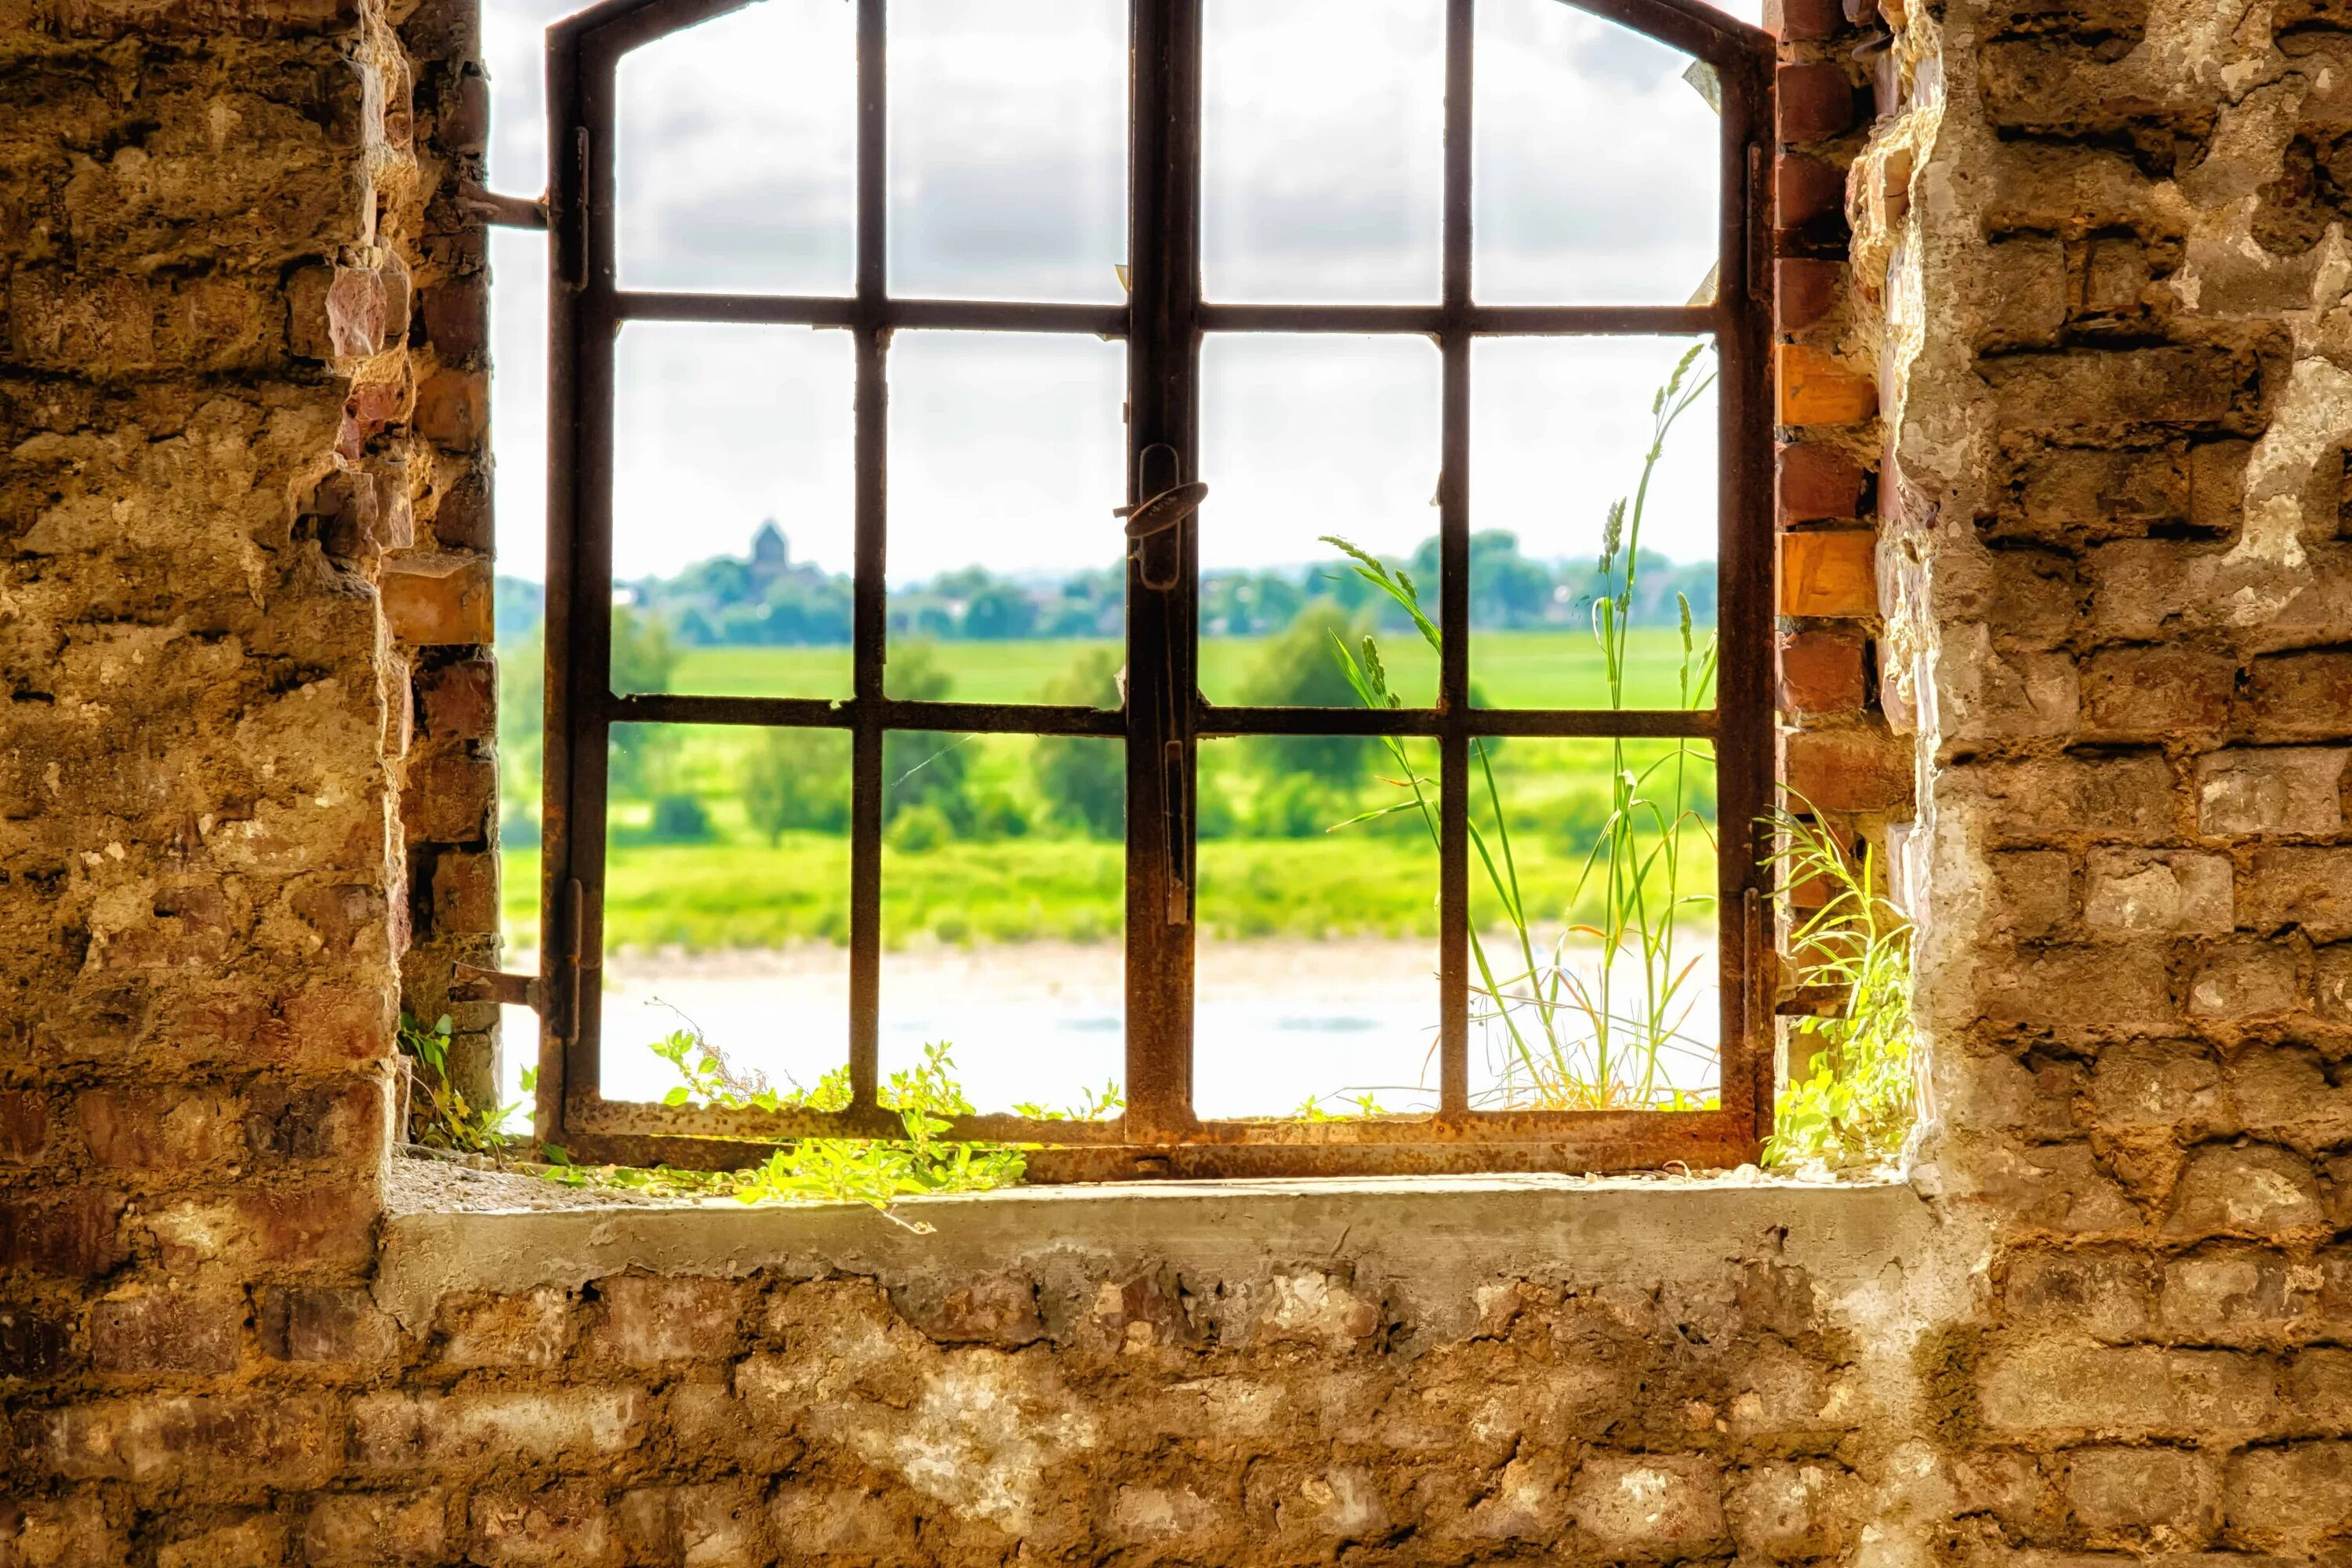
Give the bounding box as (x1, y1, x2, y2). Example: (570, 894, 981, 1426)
(482, 0, 1762, 586)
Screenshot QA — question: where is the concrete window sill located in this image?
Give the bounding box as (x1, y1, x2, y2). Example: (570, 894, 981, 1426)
(376, 1165, 1931, 1337)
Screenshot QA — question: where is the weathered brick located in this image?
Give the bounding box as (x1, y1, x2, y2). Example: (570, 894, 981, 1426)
(26, 1394, 346, 1493)
(1981, 234, 2069, 348)
(401, 746, 495, 844)
(435, 1287, 574, 1368)
(1777, 153, 1846, 228)
(2187, 940, 2303, 1021)
(382, 554, 493, 646)
(1727, 1460, 1860, 1559)
(2223, 1442, 2352, 1544)
(2164, 1145, 2325, 1238)
(2084, 848, 2230, 935)
(2004, 1249, 2154, 1341)
(1978, 1344, 2277, 1436)
(1953, 753, 2178, 842)
(354, 1388, 645, 1472)
(89, 1289, 242, 1374)
(302, 1490, 449, 1567)
(1781, 528, 1879, 616)
(155, 1515, 285, 1568)
(74, 1086, 241, 1172)
(1976, 944, 2175, 1032)
(1782, 727, 1911, 811)
(2240, 847, 2352, 938)
(0, 1189, 126, 1278)
(2196, 747, 2347, 835)
(470, 1483, 614, 1568)
(416, 657, 496, 740)
(412, 368, 487, 451)
(2004, 445, 2186, 543)
(0, 1494, 125, 1568)
(1987, 850, 2074, 938)
(0, 1089, 48, 1163)
(1945, 644, 2081, 740)
(257, 1286, 401, 1367)
(1569, 1454, 1726, 1558)
(2064, 1446, 2217, 1540)
(2244, 651, 2352, 740)
(589, 1275, 742, 1365)
(2079, 644, 2235, 739)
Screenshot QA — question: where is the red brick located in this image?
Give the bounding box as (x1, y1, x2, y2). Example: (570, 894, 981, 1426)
(0, 1189, 125, 1278)
(1780, 528, 1878, 617)
(383, 554, 493, 646)
(421, 278, 488, 359)
(1777, 443, 1867, 522)
(418, 657, 497, 740)
(2080, 644, 2238, 740)
(90, 1290, 243, 1374)
(0, 1304, 77, 1379)
(0, 1088, 47, 1162)
(1776, 258, 1843, 333)
(1766, 0, 1847, 38)
(1781, 727, 1911, 811)
(1777, 154, 1847, 229)
(1779, 628, 1867, 715)
(1778, 344, 1879, 426)
(443, 70, 491, 152)
(1779, 62, 1859, 143)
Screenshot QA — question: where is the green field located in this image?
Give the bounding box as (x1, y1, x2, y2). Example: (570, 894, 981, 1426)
(666, 626, 1706, 710)
(501, 628, 1720, 954)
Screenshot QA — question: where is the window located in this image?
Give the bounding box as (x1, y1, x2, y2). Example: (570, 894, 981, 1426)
(524, 0, 1775, 1177)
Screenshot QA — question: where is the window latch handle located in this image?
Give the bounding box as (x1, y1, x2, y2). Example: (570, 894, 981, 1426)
(1115, 459, 1206, 593)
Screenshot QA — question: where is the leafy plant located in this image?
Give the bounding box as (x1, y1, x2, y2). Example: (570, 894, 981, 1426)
(639, 1022, 1061, 1229)
(1760, 807, 1915, 1168)
(1318, 344, 1722, 1112)
(397, 1012, 523, 1157)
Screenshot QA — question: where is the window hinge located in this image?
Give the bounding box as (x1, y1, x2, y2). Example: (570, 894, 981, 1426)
(457, 180, 550, 231)
(452, 963, 544, 1012)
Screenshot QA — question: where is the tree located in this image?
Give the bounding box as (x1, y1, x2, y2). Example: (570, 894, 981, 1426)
(608, 606, 679, 799)
(1036, 649, 1123, 838)
(1236, 599, 1375, 787)
(882, 642, 970, 826)
(741, 728, 851, 842)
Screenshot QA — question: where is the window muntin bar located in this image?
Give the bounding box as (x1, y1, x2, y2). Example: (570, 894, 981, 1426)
(539, 0, 1775, 1176)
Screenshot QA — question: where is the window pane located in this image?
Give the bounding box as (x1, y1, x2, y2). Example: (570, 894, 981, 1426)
(1199, 334, 1441, 707)
(613, 324, 855, 699)
(1466, 737, 1719, 1110)
(1203, 0, 1443, 303)
(885, 332, 1127, 693)
(889, 0, 1127, 301)
(880, 731, 1124, 1116)
(1469, 336, 1718, 710)
(1195, 735, 1441, 1119)
(1474, 0, 1722, 305)
(597, 722, 852, 1108)
(615, 1, 856, 295)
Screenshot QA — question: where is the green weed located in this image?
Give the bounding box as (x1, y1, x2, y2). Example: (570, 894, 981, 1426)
(1760, 806, 1916, 1169)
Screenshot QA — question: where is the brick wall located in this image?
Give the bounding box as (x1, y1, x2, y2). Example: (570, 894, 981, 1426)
(11, 0, 2352, 1559)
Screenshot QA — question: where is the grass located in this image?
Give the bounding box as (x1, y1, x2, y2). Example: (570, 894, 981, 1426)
(669, 626, 1704, 710)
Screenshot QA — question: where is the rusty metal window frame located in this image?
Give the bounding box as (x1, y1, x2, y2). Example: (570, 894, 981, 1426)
(528, 0, 1778, 1180)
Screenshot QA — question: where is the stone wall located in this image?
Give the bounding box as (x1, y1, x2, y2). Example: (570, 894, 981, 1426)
(11, 0, 2352, 1561)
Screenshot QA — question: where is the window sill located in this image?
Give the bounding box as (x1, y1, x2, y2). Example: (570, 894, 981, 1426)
(376, 1159, 1930, 1337)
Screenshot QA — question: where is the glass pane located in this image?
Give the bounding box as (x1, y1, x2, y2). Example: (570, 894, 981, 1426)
(613, 324, 855, 699)
(1467, 736, 1719, 1110)
(885, 332, 1127, 695)
(1195, 734, 1441, 1118)
(889, 0, 1127, 301)
(880, 731, 1124, 1117)
(1469, 336, 1718, 710)
(615, 1, 856, 295)
(1203, 0, 1443, 303)
(1474, 0, 1722, 305)
(1199, 335, 1441, 707)
(597, 723, 852, 1108)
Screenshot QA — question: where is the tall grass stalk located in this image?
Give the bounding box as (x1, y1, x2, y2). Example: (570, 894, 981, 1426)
(1321, 344, 1721, 1110)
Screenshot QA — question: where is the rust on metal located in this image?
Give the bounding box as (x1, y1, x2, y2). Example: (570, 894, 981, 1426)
(536, 0, 1777, 1178)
